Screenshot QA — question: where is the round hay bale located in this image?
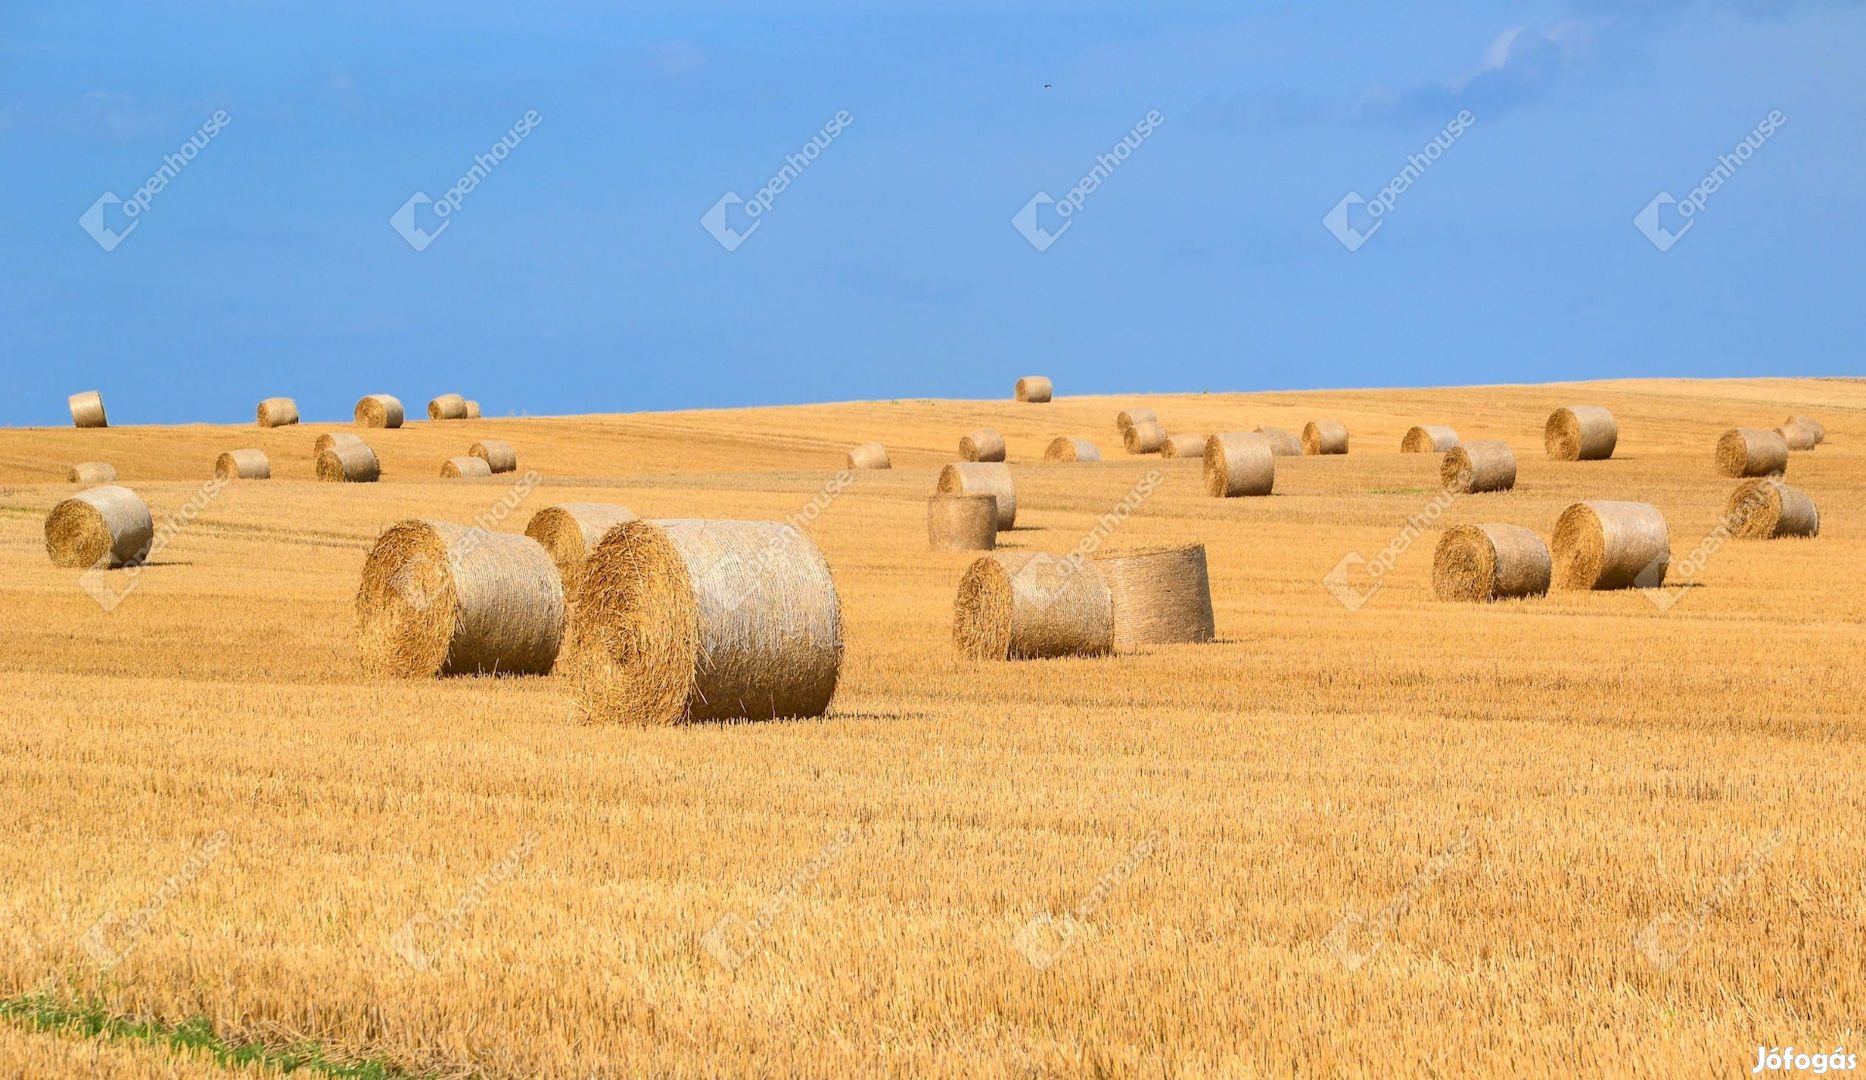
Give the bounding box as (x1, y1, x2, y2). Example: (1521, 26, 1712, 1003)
(354, 394, 404, 429)
(525, 503, 640, 595)
(1551, 500, 1670, 590)
(847, 442, 891, 470)
(1254, 427, 1302, 456)
(44, 486, 153, 569)
(1015, 376, 1053, 403)
(1714, 427, 1788, 478)
(256, 397, 300, 428)
(936, 463, 1016, 529)
(1091, 544, 1215, 650)
(1160, 432, 1207, 459)
(1044, 437, 1101, 463)
(469, 439, 518, 474)
(215, 449, 271, 480)
(1725, 479, 1819, 539)
(67, 462, 116, 484)
(356, 520, 565, 678)
(1401, 425, 1459, 453)
(1784, 415, 1825, 445)
(1116, 408, 1157, 435)
(571, 519, 843, 725)
(316, 442, 380, 483)
(69, 391, 108, 429)
(314, 432, 365, 456)
(927, 494, 998, 552)
(1544, 406, 1617, 461)
(1202, 432, 1274, 497)
(959, 428, 1007, 463)
(441, 456, 492, 478)
(953, 552, 1112, 660)
(1776, 422, 1818, 452)
(1301, 420, 1348, 455)
(464, 400, 482, 419)
(428, 394, 467, 421)
(1441, 440, 1516, 494)
(1432, 524, 1551, 602)
(1123, 420, 1166, 454)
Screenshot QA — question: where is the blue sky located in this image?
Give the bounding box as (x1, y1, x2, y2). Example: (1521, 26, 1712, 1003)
(2, 2, 1860, 425)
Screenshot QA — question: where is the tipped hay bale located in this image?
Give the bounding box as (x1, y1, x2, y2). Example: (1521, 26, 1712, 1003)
(1715, 427, 1788, 478)
(1115, 408, 1157, 434)
(571, 519, 843, 725)
(1401, 425, 1459, 453)
(927, 494, 998, 552)
(44, 486, 153, 569)
(1254, 427, 1301, 456)
(953, 552, 1112, 660)
(1441, 440, 1517, 494)
(1161, 432, 1207, 459)
(354, 394, 404, 429)
(356, 520, 564, 678)
(256, 397, 300, 428)
(67, 462, 116, 484)
(936, 463, 1016, 529)
(1044, 437, 1101, 463)
(69, 391, 108, 429)
(1544, 406, 1617, 461)
(1784, 415, 1825, 445)
(469, 439, 518, 474)
(1551, 501, 1670, 590)
(847, 442, 891, 470)
(959, 428, 1007, 463)
(1302, 421, 1348, 455)
(215, 449, 271, 480)
(1432, 524, 1550, 602)
(1725, 479, 1819, 539)
(314, 432, 364, 456)
(1202, 432, 1274, 497)
(316, 442, 380, 483)
(1776, 422, 1818, 452)
(1015, 376, 1053, 403)
(1091, 544, 1215, 650)
(1123, 420, 1166, 454)
(525, 503, 640, 595)
(441, 456, 492, 478)
(428, 394, 467, 421)
(464, 400, 482, 419)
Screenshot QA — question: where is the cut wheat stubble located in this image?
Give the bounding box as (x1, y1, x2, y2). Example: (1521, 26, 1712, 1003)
(936, 463, 1016, 530)
(1715, 428, 1789, 478)
(1544, 406, 1617, 461)
(1441, 440, 1516, 494)
(1432, 524, 1550, 602)
(1724, 479, 1820, 539)
(953, 552, 1112, 660)
(44, 485, 153, 569)
(1551, 500, 1670, 590)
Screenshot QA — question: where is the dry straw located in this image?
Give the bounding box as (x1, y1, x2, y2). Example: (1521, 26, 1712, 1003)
(69, 390, 108, 429)
(354, 394, 404, 429)
(525, 503, 639, 595)
(1202, 432, 1274, 497)
(927, 494, 998, 552)
(571, 519, 843, 725)
(953, 552, 1113, 660)
(314, 432, 364, 456)
(1254, 427, 1302, 456)
(464, 400, 482, 419)
(441, 456, 492, 478)
(256, 397, 300, 428)
(1302, 420, 1349, 455)
(67, 462, 116, 484)
(1015, 376, 1053, 403)
(356, 520, 565, 678)
(469, 439, 518, 474)
(1784, 415, 1825, 445)
(959, 428, 1007, 462)
(1715, 427, 1789, 478)
(1776, 422, 1818, 451)
(215, 449, 271, 480)
(1725, 479, 1820, 539)
(1544, 406, 1617, 461)
(1115, 408, 1157, 435)
(428, 394, 468, 421)
(1441, 440, 1517, 494)
(847, 442, 891, 469)
(1044, 437, 1101, 463)
(1123, 420, 1166, 454)
(936, 463, 1017, 529)
(1432, 524, 1550, 602)
(1551, 500, 1670, 590)
(1161, 432, 1207, 459)
(1401, 425, 1459, 453)
(44, 485, 153, 569)
(1092, 544, 1215, 650)
(317, 442, 380, 483)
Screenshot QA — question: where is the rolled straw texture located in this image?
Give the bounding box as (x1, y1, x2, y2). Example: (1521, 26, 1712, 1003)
(256, 398, 300, 428)
(846, 442, 891, 470)
(469, 440, 518, 474)
(953, 552, 1112, 660)
(1441, 440, 1517, 494)
(1115, 408, 1157, 434)
(1551, 500, 1670, 590)
(1015, 376, 1053, 403)
(1784, 415, 1825, 445)
(1544, 406, 1617, 461)
(1254, 427, 1302, 456)
(1432, 524, 1550, 602)
(464, 400, 481, 419)
(1302, 421, 1349, 455)
(1776, 422, 1818, 452)
(44, 486, 153, 569)
(960, 429, 1007, 463)
(1202, 433, 1274, 497)
(1161, 432, 1207, 459)
(314, 433, 364, 456)
(215, 449, 271, 480)
(1123, 420, 1166, 454)
(1044, 437, 1101, 463)
(1401, 425, 1459, 453)
(354, 395, 404, 428)
(428, 394, 468, 421)
(67, 462, 116, 484)
(1715, 428, 1789, 478)
(936, 463, 1017, 529)
(69, 391, 108, 429)
(927, 494, 998, 552)
(525, 503, 640, 595)
(441, 456, 492, 478)
(1092, 544, 1215, 650)
(1724, 479, 1819, 539)
(317, 442, 380, 483)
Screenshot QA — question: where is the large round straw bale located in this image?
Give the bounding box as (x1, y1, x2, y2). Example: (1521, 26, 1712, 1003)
(1715, 428, 1789, 477)
(354, 394, 404, 429)
(1302, 421, 1348, 455)
(1544, 406, 1617, 461)
(215, 449, 271, 480)
(469, 439, 517, 474)
(464, 400, 482, 419)
(1441, 440, 1516, 494)
(67, 462, 116, 484)
(1161, 432, 1207, 459)
(571, 519, 843, 725)
(1551, 500, 1670, 590)
(847, 442, 891, 469)
(959, 428, 1007, 462)
(314, 432, 364, 456)
(1044, 437, 1101, 463)
(524, 503, 640, 595)
(356, 520, 565, 678)
(1091, 544, 1215, 649)
(1776, 422, 1818, 451)
(953, 552, 1112, 660)
(1115, 408, 1157, 435)
(44, 486, 153, 569)
(441, 456, 492, 478)
(1202, 432, 1274, 497)
(317, 442, 380, 483)
(1725, 479, 1819, 539)
(1432, 524, 1550, 602)
(927, 494, 998, 552)
(256, 397, 300, 428)
(936, 463, 1016, 529)
(428, 394, 467, 421)
(1123, 420, 1166, 454)
(1401, 425, 1459, 453)
(1015, 376, 1053, 403)
(1254, 427, 1301, 456)
(69, 391, 108, 429)
(1784, 415, 1824, 445)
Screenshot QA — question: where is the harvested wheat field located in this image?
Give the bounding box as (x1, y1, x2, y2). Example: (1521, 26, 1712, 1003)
(0, 377, 1863, 1079)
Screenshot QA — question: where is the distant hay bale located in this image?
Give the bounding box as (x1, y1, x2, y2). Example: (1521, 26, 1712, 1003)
(441, 456, 492, 478)
(571, 519, 843, 725)
(354, 394, 404, 429)
(1544, 406, 1617, 461)
(67, 462, 116, 484)
(959, 428, 1007, 462)
(1044, 437, 1101, 463)
(69, 391, 108, 429)
(1123, 420, 1166, 454)
(1254, 427, 1301, 456)
(1302, 420, 1348, 455)
(1432, 524, 1551, 602)
(1115, 408, 1157, 435)
(316, 442, 380, 483)
(1091, 544, 1215, 650)
(1715, 427, 1789, 477)
(464, 400, 482, 419)
(1441, 440, 1517, 494)
(1015, 376, 1053, 403)
(1776, 422, 1818, 451)
(1725, 479, 1819, 539)
(256, 397, 300, 428)
(1202, 432, 1274, 497)
(525, 503, 639, 595)
(953, 552, 1112, 660)
(1160, 432, 1207, 459)
(215, 448, 271, 480)
(937, 463, 1017, 529)
(44, 485, 153, 569)
(1401, 425, 1459, 453)
(847, 442, 891, 470)
(1783, 415, 1825, 445)
(927, 494, 998, 552)
(428, 394, 467, 421)
(469, 439, 518, 474)
(314, 432, 364, 456)
(356, 520, 565, 678)
(1551, 500, 1670, 590)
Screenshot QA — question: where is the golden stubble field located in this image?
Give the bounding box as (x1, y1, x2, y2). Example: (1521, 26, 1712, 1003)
(0, 377, 1861, 1078)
